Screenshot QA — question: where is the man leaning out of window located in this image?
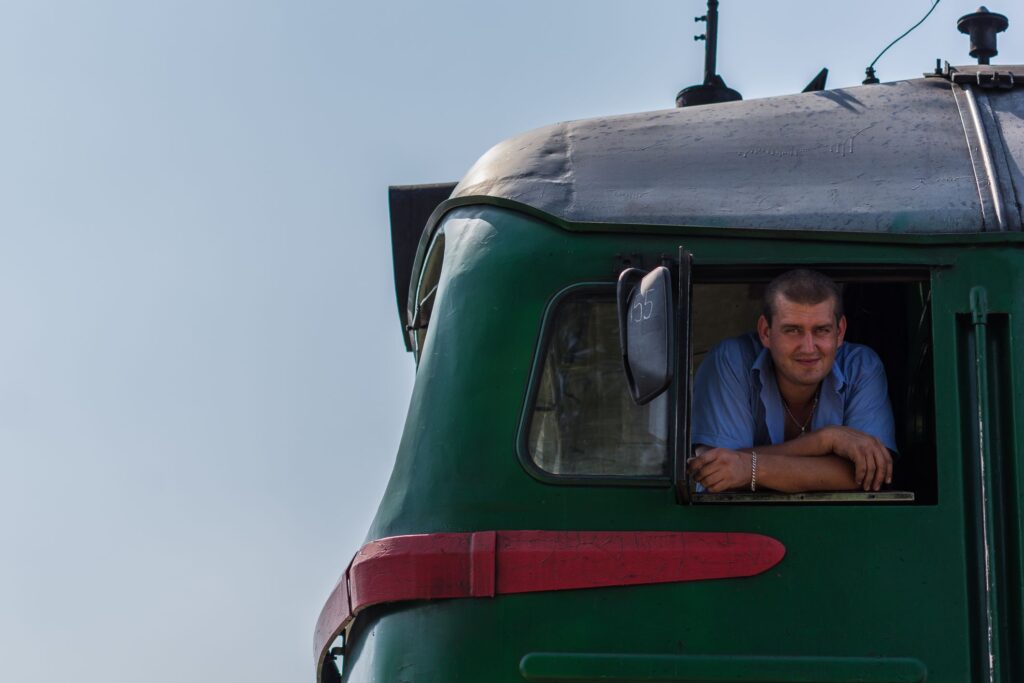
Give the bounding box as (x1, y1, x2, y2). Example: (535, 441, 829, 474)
(688, 269, 895, 494)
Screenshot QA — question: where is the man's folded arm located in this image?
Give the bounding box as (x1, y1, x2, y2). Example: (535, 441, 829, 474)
(692, 425, 892, 492)
(689, 445, 858, 493)
(746, 451, 859, 493)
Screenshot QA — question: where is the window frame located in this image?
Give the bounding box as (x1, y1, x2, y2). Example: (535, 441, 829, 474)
(411, 229, 446, 363)
(516, 282, 675, 487)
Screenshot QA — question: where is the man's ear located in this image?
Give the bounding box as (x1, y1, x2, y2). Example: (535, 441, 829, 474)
(837, 315, 847, 346)
(757, 315, 770, 346)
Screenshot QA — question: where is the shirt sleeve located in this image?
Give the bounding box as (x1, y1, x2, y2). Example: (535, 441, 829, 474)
(842, 345, 898, 453)
(691, 338, 756, 450)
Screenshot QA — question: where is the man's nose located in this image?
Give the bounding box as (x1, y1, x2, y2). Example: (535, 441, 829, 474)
(799, 332, 815, 352)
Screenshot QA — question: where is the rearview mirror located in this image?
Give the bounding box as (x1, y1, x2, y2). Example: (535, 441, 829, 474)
(617, 266, 674, 405)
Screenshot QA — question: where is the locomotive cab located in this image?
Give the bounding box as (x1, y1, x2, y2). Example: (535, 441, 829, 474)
(318, 64, 1024, 683)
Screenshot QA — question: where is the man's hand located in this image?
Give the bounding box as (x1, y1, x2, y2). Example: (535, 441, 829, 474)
(688, 448, 752, 493)
(822, 426, 892, 491)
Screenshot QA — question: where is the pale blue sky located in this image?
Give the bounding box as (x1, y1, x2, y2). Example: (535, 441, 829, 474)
(1, 2, 1017, 681)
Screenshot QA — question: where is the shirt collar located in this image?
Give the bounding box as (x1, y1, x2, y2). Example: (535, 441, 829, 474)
(751, 344, 772, 376)
(830, 346, 847, 392)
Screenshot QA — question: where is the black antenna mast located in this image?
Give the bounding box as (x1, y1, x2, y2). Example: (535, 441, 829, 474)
(676, 0, 742, 107)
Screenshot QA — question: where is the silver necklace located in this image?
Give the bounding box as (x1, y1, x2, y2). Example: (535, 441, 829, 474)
(784, 389, 819, 434)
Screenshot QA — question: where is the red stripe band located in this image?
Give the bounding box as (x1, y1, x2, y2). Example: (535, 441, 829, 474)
(314, 530, 785, 681)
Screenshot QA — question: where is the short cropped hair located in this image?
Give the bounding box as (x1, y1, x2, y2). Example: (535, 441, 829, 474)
(762, 269, 843, 325)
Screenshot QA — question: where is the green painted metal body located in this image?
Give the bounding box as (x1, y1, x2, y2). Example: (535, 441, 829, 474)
(335, 204, 1024, 682)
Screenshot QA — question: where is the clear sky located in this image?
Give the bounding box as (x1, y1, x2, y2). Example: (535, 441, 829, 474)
(2, 1, 1019, 681)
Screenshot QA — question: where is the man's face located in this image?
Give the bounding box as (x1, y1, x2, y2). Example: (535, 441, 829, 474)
(757, 294, 846, 391)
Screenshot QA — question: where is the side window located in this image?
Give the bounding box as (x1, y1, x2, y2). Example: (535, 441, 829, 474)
(524, 290, 670, 480)
(412, 231, 445, 361)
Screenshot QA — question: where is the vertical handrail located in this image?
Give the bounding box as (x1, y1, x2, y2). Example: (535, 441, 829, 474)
(970, 286, 1001, 683)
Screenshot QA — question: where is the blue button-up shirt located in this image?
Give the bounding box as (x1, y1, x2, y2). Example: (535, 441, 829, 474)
(691, 332, 897, 452)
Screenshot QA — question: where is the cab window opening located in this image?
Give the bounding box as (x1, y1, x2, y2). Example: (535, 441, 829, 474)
(690, 274, 935, 504)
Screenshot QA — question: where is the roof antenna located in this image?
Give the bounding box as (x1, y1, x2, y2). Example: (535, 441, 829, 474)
(863, 0, 942, 84)
(957, 7, 1008, 64)
(676, 0, 742, 107)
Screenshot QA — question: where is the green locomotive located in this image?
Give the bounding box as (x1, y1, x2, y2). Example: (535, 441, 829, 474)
(317, 9, 1024, 682)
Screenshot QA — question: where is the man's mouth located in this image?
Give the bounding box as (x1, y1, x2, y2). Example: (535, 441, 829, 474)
(794, 358, 820, 366)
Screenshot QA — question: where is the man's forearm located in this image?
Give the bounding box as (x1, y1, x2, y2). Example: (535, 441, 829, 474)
(737, 429, 859, 492)
(738, 429, 833, 459)
(752, 453, 858, 493)
(738, 425, 891, 491)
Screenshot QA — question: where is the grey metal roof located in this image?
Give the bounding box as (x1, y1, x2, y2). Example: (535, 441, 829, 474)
(451, 68, 1024, 233)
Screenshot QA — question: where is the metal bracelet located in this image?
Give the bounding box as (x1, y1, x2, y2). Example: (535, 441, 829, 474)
(750, 451, 758, 492)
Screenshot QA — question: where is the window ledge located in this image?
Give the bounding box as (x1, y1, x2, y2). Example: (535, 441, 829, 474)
(693, 490, 915, 504)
